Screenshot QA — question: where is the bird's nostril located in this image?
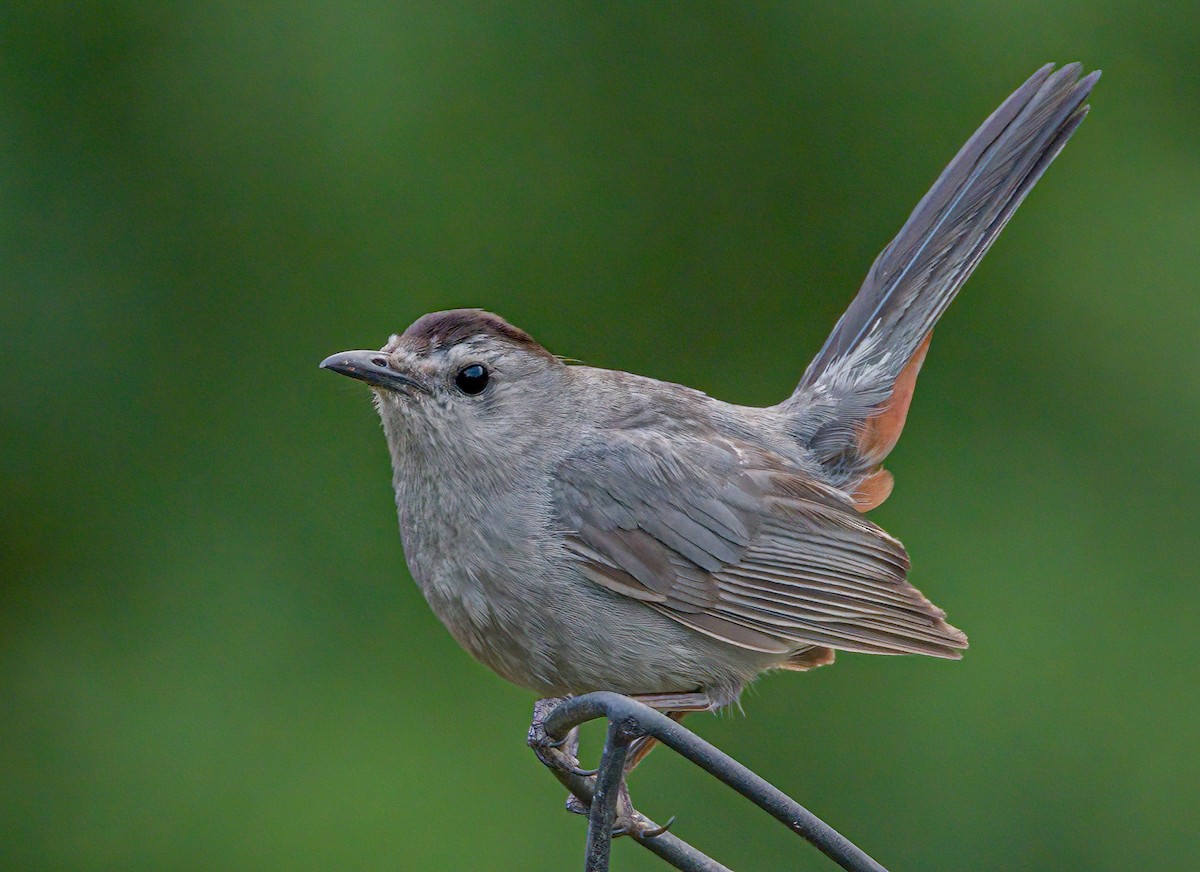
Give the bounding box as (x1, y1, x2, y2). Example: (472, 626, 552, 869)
(371, 357, 388, 368)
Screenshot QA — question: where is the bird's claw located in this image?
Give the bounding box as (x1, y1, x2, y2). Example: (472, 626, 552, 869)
(555, 751, 670, 840)
(636, 814, 677, 839)
(610, 808, 676, 840)
(599, 781, 672, 840)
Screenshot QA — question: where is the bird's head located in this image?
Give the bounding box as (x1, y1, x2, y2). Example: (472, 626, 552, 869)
(321, 309, 571, 466)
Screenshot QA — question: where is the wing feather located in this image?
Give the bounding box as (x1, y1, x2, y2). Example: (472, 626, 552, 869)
(552, 431, 967, 659)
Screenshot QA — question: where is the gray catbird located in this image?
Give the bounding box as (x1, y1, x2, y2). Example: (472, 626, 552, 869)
(322, 64, 1097, 715)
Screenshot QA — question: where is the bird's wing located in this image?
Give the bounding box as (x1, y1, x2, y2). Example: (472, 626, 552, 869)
(552, 429, 967, 658)
(786, 63, 1098, 487)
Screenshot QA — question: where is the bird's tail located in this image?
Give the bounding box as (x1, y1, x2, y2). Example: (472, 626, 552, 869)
(784, 63, 1098, 499)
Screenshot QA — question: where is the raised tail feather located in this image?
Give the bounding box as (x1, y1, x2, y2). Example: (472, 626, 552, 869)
(785, 63, 1098, 492)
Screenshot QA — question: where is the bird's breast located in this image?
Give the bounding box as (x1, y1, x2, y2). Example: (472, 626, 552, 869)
(391, 460, 576, 691)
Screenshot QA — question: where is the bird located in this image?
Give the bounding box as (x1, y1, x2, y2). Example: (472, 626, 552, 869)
(321, 63, 1097, 720)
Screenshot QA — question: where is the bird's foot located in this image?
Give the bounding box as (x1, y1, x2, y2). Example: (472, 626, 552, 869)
(566, 780, 675, 839)
(528, 697, 591, 775)
(529, 697, 675, 839)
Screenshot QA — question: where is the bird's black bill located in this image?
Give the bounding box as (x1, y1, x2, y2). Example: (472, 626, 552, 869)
(319, 350, 428, 393)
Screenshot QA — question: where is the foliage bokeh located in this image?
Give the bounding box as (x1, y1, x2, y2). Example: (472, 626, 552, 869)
(3, 3, 1198, 870)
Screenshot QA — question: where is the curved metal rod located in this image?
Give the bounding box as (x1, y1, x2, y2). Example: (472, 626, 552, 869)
(544, 692, 888, 872)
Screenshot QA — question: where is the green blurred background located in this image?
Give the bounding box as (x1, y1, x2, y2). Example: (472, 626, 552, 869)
(2, 2, 1197, 870)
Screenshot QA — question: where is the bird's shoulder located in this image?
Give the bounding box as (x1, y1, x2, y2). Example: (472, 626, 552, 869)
(564, 364, 796, 446)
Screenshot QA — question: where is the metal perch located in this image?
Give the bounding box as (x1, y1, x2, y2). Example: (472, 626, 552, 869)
(529, 692, 888, 872)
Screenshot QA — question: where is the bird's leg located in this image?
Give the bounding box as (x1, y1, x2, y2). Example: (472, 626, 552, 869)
(622, 690, 713, 774)
(623, 712, 689, 774)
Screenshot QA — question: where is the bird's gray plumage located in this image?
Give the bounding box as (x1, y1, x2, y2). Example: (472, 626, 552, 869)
(322, 64, 1098, 709)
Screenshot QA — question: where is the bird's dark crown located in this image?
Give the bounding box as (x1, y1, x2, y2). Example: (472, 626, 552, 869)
(388, 309, 553, 359)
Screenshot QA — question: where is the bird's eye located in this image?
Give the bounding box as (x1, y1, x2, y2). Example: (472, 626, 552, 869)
(454, 364, 490, 395)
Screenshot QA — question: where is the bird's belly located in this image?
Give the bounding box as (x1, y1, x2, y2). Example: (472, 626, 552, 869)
(410, 553, 774, 704)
